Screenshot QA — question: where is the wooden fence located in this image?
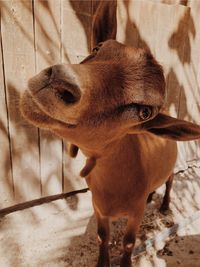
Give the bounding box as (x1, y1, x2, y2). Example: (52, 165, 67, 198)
(0, 0, 200, 209)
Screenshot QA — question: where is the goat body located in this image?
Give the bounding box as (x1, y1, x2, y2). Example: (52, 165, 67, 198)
(87, 133, 176, 218)
(81, 132, 176, 266)
(20, 1, 200, 266)
(20, 40, 200, 267)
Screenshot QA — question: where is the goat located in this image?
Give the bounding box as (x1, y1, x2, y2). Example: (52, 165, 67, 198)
(20, 1, 200, 266)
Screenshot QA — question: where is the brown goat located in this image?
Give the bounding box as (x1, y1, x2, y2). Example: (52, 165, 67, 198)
(20, 2, 200, 267)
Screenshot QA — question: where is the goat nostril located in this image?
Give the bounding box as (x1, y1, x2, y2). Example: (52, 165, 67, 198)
(46, 67, 53, 78)
(49, 64, 81, 104)
(53, 81, 80, 105)
(58, 90, 77, 104)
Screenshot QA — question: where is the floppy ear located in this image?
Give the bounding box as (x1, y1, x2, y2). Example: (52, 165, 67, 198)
(142, 113, 200, 141)
(92, 0, 117, 47)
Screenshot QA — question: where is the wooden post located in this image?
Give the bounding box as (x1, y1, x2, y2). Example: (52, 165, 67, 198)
(33, 0, 63, 196)
(61, 0, 92, 193)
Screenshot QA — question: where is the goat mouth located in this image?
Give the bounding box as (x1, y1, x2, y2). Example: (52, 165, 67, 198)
(28, 76, 81, 104)
(26, 76, 80, 126)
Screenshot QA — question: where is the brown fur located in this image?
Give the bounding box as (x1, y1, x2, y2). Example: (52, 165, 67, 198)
(20, 2, 200, 266)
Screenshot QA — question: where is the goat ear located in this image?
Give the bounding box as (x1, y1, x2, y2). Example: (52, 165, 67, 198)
(92, 0, 117, 47)
(142, 113, 200, 141)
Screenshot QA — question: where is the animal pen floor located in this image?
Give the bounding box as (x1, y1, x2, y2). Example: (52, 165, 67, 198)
(0, 167, 200, 267)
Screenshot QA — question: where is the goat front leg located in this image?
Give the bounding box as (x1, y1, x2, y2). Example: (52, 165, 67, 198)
(160, 174, 174, 214)
(80, 157, 96, 177)
(95, 212, 110, 267)
(69, 144, 79, 158)
(147, 191, 155, 203)
(120, 205, 145, 267)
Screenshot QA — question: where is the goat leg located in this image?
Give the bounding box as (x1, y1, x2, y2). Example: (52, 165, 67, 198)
(147, 191, 155, 203)
(69, 144, 79, 158)
(159, 174, 174, 214)
(69, 145, 96, 176)
(120, 205, 145, 267)
(95, 213, 110, 267)
(80, 157, 96, 177)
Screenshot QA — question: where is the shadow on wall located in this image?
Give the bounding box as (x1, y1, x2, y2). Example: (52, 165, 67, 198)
(1, 1, 66, 66)
(1, 0, 198, 207)
(69, 0, 92, 52)
(0, 1, 86, 210)
(0, 0, 200, 266)
(168, 9, 196, 65)
(122, 0, 149, 49)
(121, 0, 195, 117)
(122, 0, 200, 161)
(7, 82, 79, 208)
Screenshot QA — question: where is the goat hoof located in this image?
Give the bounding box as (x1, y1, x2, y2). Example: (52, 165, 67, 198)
(96, 257, 110, 267)
(147, 191, 155, 203)
(96, 263, 110, 267)
(120, 256, 132, 267)
(159, 205, 170, 215)
(96, 265, 110, 267)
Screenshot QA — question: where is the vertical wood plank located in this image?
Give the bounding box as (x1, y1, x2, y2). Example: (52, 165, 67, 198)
(136, 1, 159, 52)
(178, 1, 200, 122)
(34, 0, 63, 196)
(117, 1, 180, 116)
(1, 0, 40, 202)
(61, 0, 92, 192)
(117, 1, 200, 168)
(0, 6, 13, 208)
(155, 4, 187, 116)
(117, 0, 142, 47)
(166, 4, 196, 168)
(62, 0, 92, 63)
(0, 0, 199, 207)
(150, 0, 188, 5)
(178, 1, 200, 162)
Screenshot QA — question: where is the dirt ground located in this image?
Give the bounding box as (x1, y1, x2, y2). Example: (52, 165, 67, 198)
(0, 166, 200, 267)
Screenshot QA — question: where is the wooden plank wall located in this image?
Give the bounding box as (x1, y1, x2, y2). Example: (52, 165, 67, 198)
(117, 0, 200, 170)
(0, 0, 92, 208)
(0, 0, 200, 208)
(1, 0, 41, 206)
(0, 6, 13, 207)
(34, 0, 63, 197)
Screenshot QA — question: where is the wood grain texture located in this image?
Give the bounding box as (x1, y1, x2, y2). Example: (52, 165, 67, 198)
(34, 0, 63, 196)
(0, 0, 200, 208)
(1, 0, 40, 203)
(62, 0, 92, 61)
(178, 1, 200, 161)
(61, 0, 92, 193)
(0, 6, 13, 208)
(117, 0, 200, 168)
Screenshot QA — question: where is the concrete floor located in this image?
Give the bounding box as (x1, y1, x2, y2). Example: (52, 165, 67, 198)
(0, 167, 200, 267)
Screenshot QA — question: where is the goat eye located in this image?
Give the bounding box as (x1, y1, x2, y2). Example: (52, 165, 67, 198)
(139, 106, 152, 120)
(92, 46, 100, 53)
